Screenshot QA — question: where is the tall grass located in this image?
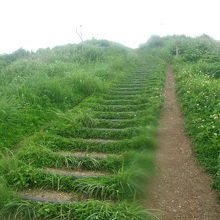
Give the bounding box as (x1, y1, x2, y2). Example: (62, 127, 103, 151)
(141, 35, 220, 197)
(0, 40, 138, 152)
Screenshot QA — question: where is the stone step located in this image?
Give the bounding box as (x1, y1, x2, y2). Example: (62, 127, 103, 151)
(113, 87, 145, 90)
(95, 128, 123, 131)
(19, 189, 84, 203)
(125, 77, 147, 80)
(103, 104, 139, 107)
(58, 151, 112, 159)
(101, 100, 145, 105)
(107, 92, 143, 95)
(43, 168, 108, 178)
(96, 118, 128, 122)
(94, 110, 136, 114)
(118, 83, 146, 85)
(123, 79, 148, 83)
(104, 93, 142, 96)
(85, 138, 117, 143)
(103, 95, 140, 100)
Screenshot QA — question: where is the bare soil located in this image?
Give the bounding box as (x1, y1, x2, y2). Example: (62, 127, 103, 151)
(147, 66, 220, 220)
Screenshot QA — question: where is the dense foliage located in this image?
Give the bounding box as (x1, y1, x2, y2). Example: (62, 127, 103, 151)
(1, 34, 219, 219)
(0, 40, 138, 151)
(0, 40, 166, 219)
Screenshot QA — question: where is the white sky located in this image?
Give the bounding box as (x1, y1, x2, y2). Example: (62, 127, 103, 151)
(0, 0, 219, 54)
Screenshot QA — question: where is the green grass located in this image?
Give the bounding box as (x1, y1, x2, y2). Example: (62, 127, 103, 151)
(141, 35, 220, 197)
(0, 40, 138, 152)
(173, 63, 220, 195)
(0, 199, 154, 220)
(0, 42, 166, 219)
(4, 34, 219, 218)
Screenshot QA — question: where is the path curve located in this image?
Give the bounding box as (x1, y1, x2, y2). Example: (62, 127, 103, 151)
(147, 66, 220, 220)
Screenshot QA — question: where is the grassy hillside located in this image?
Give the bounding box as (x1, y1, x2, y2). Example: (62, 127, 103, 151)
(0, 40, 139, 153)
(0, 40, 167, 219)
(0, 36, 219, 219)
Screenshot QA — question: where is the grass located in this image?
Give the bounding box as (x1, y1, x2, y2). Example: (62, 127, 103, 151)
(0, 41, 166, 219)
(142, 35, 220, 197)
(173, 63, 220, 195)
(1, 199, 154, 220)
(0, 40, 138, 152)
(3, 35, 218, 218)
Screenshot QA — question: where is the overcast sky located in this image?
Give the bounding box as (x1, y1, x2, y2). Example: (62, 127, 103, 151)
(0, 0, 219, 54)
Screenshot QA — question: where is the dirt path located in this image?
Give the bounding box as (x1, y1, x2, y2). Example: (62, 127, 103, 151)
(147, 66, 220, 220)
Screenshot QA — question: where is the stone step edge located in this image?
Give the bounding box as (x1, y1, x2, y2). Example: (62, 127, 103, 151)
(20, 195, 76, 204)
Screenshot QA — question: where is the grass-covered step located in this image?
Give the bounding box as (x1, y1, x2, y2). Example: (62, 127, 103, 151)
(30, 133, 150, 153)
(102, 94, 143, 100)
(107, 91, 146, 96)
(134, 72, 149, 74)
(117, 83, 146, 86)
(19, 189, 83, 203)
(96, 98, 150, 105)
(95, 118, 128, 122)
(95, 128, 123, 131)
(118, 80, 148, 85)
(114, 85, 146, 88)
(94, 118, 145, 129)
(85, 96, 148, 105)
(16, 145, 123, 172)
(5, 164, 123, 200)
(97, 98, 144, 104)
(122, 76, 148, 80)
(58, 151, 114, 159)
(126, 74, 148, 77)
(113, 87, 146, 91)
(27, 133, 119, 152)
(89, 103, 148, 112)
(76, 138, 118, 143)
(126, 73, 148, 76)
(112, 87, 147, 91)
(5, 150, 157, 202)
(124, 76, 148, 80)
(3, 199, 149, 220)
(49, 124, 141, 139)
(93, 111, 144, 119)
(104, 92, 148, 97)
(10, 166, 140, 201)
(43, 168, 108, 178)
(116, 81, 147, 84)
(110, 89, 147, 94)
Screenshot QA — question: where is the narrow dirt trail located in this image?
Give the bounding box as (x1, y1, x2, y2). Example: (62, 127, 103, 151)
(147, 66, 220, 220)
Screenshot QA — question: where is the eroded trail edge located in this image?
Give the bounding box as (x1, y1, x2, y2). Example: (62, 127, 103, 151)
(148, 66, 220, 220)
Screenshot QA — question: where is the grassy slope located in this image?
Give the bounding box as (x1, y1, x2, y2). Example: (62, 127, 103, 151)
(0, 40, 138, 152)
(0, 40, 167, 219)
(1, 35, 219, 219)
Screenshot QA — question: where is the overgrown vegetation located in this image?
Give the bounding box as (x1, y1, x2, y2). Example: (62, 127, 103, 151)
(2, 34, 218, 219)
(141, 35, 220, 197)
(0, 39, 166, 219)
(0, 40, 137, 151)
